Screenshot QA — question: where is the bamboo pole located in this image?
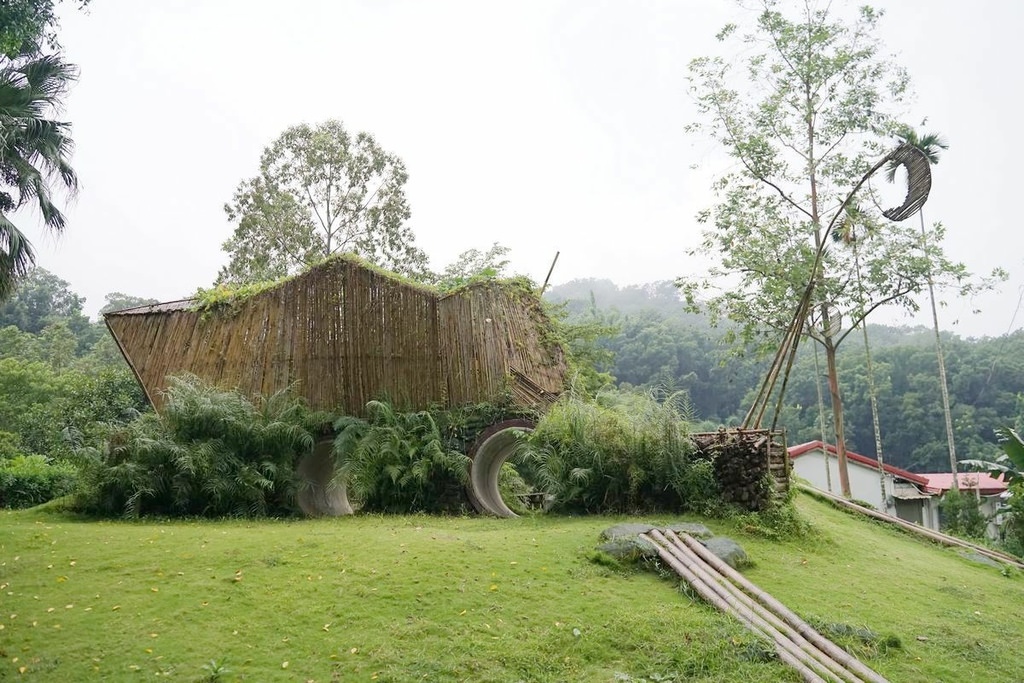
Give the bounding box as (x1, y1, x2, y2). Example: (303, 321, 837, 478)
(648, 531, 862, 683)
(640, 532, 830, 683)
(670, 531, 890, 683)
(654, 532, 866, 683)
(797, 484, 1024, 570)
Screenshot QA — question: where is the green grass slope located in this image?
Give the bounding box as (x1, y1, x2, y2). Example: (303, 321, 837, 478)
(1, 493, 1021, 682)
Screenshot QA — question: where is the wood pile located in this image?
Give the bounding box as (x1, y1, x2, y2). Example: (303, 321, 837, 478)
(694, 429, 788, 510)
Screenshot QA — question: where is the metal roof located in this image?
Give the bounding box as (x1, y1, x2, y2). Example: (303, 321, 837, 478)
(921, 472, 1008, 496)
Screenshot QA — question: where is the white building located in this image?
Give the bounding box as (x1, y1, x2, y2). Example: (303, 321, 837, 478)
(788, 441, 940, 530)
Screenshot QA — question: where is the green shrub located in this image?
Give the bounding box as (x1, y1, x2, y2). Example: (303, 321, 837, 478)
(74, 374, 331, 518)
(0, 454, 78, 508)
(939, 488, 987, 540)
(999, 484, 1024, 556)
(332, 400, 471, 513)
(517, 389, 714, 513)
(434, 401, 538, 454)
(497, 461, 533, 515)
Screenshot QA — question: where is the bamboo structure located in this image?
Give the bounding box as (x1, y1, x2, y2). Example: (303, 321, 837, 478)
(641, 530, 889, 683)
(104, 256, 566, 415)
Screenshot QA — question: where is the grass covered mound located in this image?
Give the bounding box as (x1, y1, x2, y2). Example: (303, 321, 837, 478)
(1, 493, 1022, 681)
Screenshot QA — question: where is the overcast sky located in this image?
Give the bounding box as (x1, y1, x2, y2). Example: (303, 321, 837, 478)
(19, 0, 1024, 337)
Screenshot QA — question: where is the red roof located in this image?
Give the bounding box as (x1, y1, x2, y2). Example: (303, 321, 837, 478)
(788, 441, 930, 486)
(920, 472, 1007, 496)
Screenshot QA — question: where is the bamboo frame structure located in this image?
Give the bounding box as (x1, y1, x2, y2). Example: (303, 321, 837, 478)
(104, 256, 566, 415)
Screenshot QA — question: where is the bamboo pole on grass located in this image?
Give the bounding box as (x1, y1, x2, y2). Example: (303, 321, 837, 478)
(651, 531, 867, 683)
(643, 532, 839, 683)
(798, 485, 1024, 569)
(647, 531, 862, 683)
(669, 531, 891, 683)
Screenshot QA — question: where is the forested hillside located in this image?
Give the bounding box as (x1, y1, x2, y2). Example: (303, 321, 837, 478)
(0, 269, 151, 461)
(547, 278, 1023, 472)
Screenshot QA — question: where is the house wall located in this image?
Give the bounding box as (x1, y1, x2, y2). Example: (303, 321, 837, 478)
(792, 449, 887, 510)
(791, 447, 938, 530)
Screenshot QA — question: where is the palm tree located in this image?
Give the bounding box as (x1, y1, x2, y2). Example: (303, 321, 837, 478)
(886, 128, 956, 487)
(0, 48, 78, 300)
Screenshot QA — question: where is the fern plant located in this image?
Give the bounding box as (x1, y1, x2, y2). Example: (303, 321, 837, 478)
(74, 375, 331, 518)
(332, 400, 471, 513)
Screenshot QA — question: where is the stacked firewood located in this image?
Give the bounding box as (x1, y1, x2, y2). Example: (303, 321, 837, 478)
(696, 429, 774, 511)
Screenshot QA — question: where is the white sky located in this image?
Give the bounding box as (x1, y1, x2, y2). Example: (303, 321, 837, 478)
(19, 0, 1024, 337)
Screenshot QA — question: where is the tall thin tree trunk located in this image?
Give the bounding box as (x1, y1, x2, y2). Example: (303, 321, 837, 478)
(921, 211, 959, 489)
(861, 322, 887, 510)
(805, 73, 851, 498)
(812, 342, 833, 492)
(823, 336, 851, 497)
(851, 235, 888, 510)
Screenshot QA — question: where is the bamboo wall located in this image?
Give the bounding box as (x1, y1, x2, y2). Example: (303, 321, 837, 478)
(105, 258, 564, 414)
(438, 284, 564, 407)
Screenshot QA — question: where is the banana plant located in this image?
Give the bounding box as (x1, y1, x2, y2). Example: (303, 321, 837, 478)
(961, 427, 1024, 486)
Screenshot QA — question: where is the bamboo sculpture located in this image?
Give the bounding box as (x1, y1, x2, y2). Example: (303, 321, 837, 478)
(103, 255, 567, 517)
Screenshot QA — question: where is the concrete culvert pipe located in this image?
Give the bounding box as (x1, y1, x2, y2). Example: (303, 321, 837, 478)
(296, 438, 354, 517)
(467, 419, 535, 518)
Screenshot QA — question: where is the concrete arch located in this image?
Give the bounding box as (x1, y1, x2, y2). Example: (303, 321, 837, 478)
(296, 438, 354, 516)
(467, 419, 534, 518)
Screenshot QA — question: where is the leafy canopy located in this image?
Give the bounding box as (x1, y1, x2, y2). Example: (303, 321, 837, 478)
(0, 0, 90, 57)
(678, 2, 976, 355)
(219, 120, 428, 284)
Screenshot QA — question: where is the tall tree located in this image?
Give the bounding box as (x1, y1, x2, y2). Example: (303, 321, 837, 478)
(0, 48, 79, 300)
(99, 292, 159, 315)
(219, 120, 427, 284)
(681, 1, 974, 497)
(0, 1, 90, 57)
(886, 128, 960, 487)
(0, 266, 85, 333)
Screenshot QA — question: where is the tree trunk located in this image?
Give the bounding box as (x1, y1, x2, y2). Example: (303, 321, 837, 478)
(852, 237, 888, 510)
(811, 343, 833, 493)
(921, 211, 959, 489)
(823, 333, 851, 498)
(861, 322, 887, 510)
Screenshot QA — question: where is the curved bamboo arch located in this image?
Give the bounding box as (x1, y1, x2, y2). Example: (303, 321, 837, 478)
(882, 143, 932, 222)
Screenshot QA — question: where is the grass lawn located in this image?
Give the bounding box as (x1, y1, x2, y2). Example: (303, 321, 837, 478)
(1, 493, 1022, 682)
